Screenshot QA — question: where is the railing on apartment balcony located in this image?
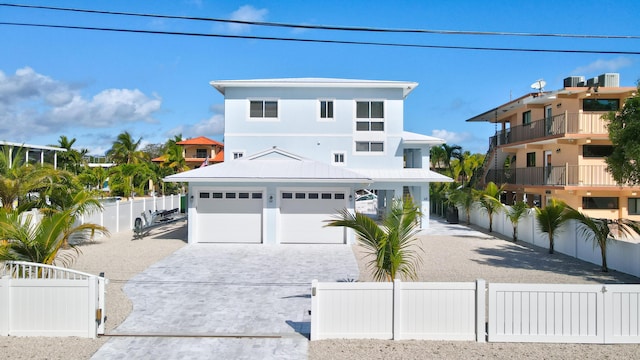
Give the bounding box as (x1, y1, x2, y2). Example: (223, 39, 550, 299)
(494, 111, 609, 145)
(485, 164, 621, 187)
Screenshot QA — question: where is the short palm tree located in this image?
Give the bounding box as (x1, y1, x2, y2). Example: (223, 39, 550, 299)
(506, 201, 529, 242)
(448, 186, 477, 225)
(534, 199, 571, 254)
(566, 209, 640, 272)
(326, 198, 423, 281)
(477, 181, 504, 232)
(0, 209, 109, 268)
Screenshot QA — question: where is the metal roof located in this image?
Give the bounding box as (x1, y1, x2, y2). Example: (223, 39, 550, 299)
(351, 168, 453, 183)
(402, 131, 446, 145)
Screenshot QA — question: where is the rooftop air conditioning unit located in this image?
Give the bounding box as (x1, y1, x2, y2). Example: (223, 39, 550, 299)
(564, 76, 585, 87)
(598, 73, 620, 87)
(586, 77, 598, 87)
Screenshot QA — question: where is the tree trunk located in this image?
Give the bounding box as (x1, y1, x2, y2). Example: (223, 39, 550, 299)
(512, 225, 518, 242)
(549, 235, 555, 254)
(600, 244, 608, 272)
(488, 213, 493, 232)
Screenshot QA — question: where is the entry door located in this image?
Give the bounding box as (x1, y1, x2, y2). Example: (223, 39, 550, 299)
(544, 151, 552, 185)
(545, 105, 553, 135)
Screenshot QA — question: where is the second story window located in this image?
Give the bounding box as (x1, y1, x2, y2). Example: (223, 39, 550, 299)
(196, 149, 208, 158)
(320, 100, 334, 119)
(356, 101, 384, 131)
(356, 141, 384, 153)
(583, 99, 620, 111)
(250, 100, 278, 118)
(332, 152, 345, 165)
(526, 152, 536, 167)
(522, 111, 531, 126)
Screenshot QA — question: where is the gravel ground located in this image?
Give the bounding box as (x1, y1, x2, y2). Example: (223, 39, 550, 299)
(3, 218, 640, 359)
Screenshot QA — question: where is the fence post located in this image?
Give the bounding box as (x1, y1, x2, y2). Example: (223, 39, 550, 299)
(0, 275, 10, 336)
(87, 276, 98, 338)
(310, 279, 319, 340)
(476, 279, 486, 343)
(393, 279, 402, 340)
(97, 276, 106, 335)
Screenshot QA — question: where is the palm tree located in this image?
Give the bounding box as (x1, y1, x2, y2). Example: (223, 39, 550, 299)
(448, 186, 477, 225)
(534, 199, 571, 254)
(430, 145, 446, 171)
(0, 146, 57, 211)
(477, 182, 504, 232)
(506, 201, 529, 242)
(106, 131, 146, 165)
(440, 144, 463, 178)
(0, 208, 109, 268)
(326, 198, 423, 281)
(53, 135, 84, 174)
(565, 209, 640, 272)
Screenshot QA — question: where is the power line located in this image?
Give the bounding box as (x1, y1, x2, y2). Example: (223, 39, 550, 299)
(2, 2, 640, 40)
(2, 22, 639, 55)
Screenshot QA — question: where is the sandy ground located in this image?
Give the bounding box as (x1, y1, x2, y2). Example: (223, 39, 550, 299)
(3, 218, 640, 359)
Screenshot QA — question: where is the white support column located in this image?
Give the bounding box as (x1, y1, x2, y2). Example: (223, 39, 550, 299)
(476, 279, 486, 343)
(310, 279, 319, 341)
(393, 279, 402, 340)
(40, 150, 44, 166)
(53, 151, 58, 169)
(420, 185, 430, 229)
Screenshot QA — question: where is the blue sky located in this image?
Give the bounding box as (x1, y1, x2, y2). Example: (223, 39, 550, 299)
(2, 1, 639, 155)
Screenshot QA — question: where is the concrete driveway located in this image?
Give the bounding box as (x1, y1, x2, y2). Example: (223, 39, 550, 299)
(92, 244, 358, 359)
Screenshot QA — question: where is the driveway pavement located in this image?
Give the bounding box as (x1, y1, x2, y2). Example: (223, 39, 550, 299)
(91, 244, 358, 359)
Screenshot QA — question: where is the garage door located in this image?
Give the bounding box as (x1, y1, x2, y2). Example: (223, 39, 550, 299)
(280, 191, 346, 244)
(196, 191, 263, 243)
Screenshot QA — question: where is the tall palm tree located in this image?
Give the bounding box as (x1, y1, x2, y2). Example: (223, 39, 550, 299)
(326, 198, 423, 281)
(506, 201, 529, 242)
(106, 131, 146, 165)
(0, 208, 109, 268)
(535, 199, 571, 254)
(477, 181, 504, 232)
(430, 145, 447, 171)
(53, 135, 84, 174)
(440, 144, 463, 179)
(566, 209, 640, 272)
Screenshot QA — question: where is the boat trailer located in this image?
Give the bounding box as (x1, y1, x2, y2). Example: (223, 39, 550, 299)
(133, 208, 186, 239)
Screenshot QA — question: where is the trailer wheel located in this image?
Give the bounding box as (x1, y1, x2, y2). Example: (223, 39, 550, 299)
(134, 217, 143, 239)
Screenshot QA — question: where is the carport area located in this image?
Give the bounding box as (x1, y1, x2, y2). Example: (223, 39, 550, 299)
(92, 244, 358, 359)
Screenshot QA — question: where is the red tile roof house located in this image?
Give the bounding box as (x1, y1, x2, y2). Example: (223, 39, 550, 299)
(152, 136, 224, 170)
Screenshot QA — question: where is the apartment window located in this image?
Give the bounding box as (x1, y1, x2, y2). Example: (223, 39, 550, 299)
(356, 101, 384, 131)
(332, 152, 345, 165)
(196, 149, 208, 158)
(233, 152, 244, 159)
(582, 197, 618, 209)
(526, 152, 536, 167)
(629, 198, 640, 215)
(583, 145, 614, 158)
(250, 100, 278, 118)
(356, 141, 384, 152)
(522, 111, 532, 126)
(583, 99, 619, 112)
(320, 100, 334, 119)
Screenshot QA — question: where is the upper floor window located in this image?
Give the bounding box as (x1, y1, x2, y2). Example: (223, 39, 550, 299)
(356, 101, 384, 131)
(332, 152, 345, 165)
(233, 152, 244, 159)
(250, 100, 278, 118)
(629, 198, 640, 215)
(320, 100, 334, 119)
(583, 145, 614, 158)
(522, 111, 532, 126)
(582, 197, 618, 209)
(583, 99, 619, 112)
(356, 141, 384, 152)
(196, 149, 208, 158)
(526, 152, 536, 167)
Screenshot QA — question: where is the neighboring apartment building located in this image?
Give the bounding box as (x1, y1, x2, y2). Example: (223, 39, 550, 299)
(467, 73, 639, 220)
(152, 136, 224, 170)
(167, 78, 451, 244)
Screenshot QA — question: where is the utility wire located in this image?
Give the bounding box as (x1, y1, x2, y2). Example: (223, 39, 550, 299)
(1, 2, 639, 40)
(2, 22, 639, 55)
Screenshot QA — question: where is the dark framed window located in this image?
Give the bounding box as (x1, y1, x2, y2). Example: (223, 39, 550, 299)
(320, 100, 334, 119)
(238, 192, 249, 199)
(250, 100, 278, 118)
(282, 192, 293, 199)
(526, 152, 536, 167)
(333, 153, 345, 164)
(629, 198, 640, 215)
(334, 193, 345, 200)
(523, 111, 532, 125)
(212, 192, 223, 198)
(356, 141, 384, 152)
(321, 193, 332, 199)
(308, 193, 319, 199)
(356, 101, 384, 119)
(583, 145, 614, 158)
(251, 193, 262, 199)
(582, 197, 618, 209)
(583, 99, 619, 112)
(295, 193, 306, 199)
(196, 149, 208, 158)
(225, 192, 236, 199)
(199, 192, 210, 199)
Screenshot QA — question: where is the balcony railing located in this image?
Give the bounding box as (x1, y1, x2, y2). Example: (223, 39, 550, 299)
(485, 164, 621, 187)
(494, 111, 609, 145)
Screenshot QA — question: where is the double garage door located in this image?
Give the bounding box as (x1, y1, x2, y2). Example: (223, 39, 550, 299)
(195, 189, 347, 244)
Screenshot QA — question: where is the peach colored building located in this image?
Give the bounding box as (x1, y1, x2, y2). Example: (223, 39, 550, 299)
(467, 73, 639, 220)
(153, 136, 224, 170)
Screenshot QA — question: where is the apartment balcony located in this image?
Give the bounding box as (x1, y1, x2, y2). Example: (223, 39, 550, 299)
(485, 164, 623, 187)
(492, 111, 609, 146)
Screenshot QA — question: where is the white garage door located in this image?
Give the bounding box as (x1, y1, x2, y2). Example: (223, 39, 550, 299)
(196, 190, 263, 243)
(280, 191, 346, 244)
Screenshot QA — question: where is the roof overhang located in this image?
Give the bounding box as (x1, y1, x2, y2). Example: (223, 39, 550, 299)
(402, 131, 446, 146)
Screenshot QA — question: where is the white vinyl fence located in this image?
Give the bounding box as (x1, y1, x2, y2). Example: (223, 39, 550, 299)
(0, 261, 106, 338)
(312, 280, 640, 344)
(310, 279, 485, 341)
(458, 204, 640, 278)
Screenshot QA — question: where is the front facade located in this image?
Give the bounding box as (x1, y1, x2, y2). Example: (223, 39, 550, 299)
(167, 78, 451, 244)
(467, 73, 639, 220)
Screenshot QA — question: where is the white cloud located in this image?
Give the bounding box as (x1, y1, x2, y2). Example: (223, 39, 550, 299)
(227, 5, 268, 34)
(571, 57, 633, 76)
(431, 129, 473, 145)
(0, 67, 162, 141)
(166, 113, 224, 140)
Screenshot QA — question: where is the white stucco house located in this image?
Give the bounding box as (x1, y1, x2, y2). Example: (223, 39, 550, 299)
(166, 78, 452, 245)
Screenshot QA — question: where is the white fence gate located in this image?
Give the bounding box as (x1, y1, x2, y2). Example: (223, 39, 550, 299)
(488, 283, 640, 344)
(310, 279, 485, 341)
(0, 261, 106, 338)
